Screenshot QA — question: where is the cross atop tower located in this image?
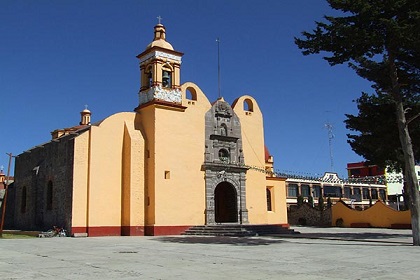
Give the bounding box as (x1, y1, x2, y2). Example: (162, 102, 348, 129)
(157, 16, 163, 24)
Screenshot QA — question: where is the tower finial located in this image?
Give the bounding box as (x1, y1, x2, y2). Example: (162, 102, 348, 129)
(157, 15, 163, 25)
(153, 20, 166, 41)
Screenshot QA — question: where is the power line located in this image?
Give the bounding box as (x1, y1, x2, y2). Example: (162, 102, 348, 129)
(325, 121, 335, 172)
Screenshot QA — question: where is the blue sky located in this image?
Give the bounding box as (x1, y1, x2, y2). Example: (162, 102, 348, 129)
(1, 0, 372, 178)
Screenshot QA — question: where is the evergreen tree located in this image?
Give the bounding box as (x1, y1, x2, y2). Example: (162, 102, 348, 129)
(318, 196, 325, 211)
(345, 92, 420, 205)
(297, 195, 304, 207)
(345, 93, 420, 172)
(308, 195, 314, 207)
(295, 0, 420, 245)
(327, 196, 332, 208)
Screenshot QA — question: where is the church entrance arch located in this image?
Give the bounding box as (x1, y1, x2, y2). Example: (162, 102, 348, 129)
(214, 182, 238, 223)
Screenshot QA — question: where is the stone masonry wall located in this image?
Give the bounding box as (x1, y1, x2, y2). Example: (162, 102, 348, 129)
(288, 203, 332, 227)
(7, 134, 76, 232)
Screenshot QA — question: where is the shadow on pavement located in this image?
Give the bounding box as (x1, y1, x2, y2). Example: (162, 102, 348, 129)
(278, 230, 413, 245)
(288, 239, 413, 247)
(298, 232, 411, 239)
(155, 236, 284, 246)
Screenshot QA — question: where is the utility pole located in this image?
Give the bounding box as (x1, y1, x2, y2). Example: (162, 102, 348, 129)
(325, 122, 334, 172)
(0, 153, 14, 238)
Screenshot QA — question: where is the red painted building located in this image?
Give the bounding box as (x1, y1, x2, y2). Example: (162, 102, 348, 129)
(347, 162, 385, 178)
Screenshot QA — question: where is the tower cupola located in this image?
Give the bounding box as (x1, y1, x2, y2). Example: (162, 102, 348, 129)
(146, 24, 174, 51)
(136, 21, 184, 108)
(80, 106, 91, 125)
(154, 24, 166, 40)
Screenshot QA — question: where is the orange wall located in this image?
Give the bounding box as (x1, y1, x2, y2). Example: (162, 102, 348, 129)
(122, 119, 146, 229)
(266, 177, 288, 224)
(71, 85, 289, 233)
(72, 130, 90, 229)
(233, 95, 288, 225)
(141, 82, 212, 226)
(72, 112, 146, 231)
(332, 201, 411, 227)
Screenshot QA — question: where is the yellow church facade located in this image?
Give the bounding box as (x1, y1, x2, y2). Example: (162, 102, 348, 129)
(8, 24, 288, 236)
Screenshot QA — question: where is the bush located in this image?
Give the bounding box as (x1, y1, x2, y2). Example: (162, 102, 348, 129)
(297, 195, 304, 207)
(298, 217, 307, 226)
(308, 195, 314, 207)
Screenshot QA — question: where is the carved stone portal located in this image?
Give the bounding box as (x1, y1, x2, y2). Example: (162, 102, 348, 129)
(203, 99, 248, 224)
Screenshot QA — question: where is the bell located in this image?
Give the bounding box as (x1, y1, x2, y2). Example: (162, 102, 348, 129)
(162, 71, 171, 79)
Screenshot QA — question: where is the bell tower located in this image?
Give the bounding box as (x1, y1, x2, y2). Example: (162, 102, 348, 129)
(136, 22, 184, 107)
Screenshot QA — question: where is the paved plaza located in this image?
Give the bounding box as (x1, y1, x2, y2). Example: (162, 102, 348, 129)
(1, 226, 419, 280)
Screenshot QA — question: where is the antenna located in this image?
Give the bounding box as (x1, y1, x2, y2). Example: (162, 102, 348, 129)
(216, 38, 221, 98)
(325, 121, 335, 171)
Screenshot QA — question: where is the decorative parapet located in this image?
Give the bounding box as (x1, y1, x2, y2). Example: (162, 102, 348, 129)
(139, 85, 182, 105)
(139, 50, 182, 64)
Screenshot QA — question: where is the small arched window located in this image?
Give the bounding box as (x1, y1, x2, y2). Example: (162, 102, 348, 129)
(148, 71, 153, 87)
(244, 98, 254, 112)
(145, 66, 153, 88)
(266, 188, 272, 211)
(218, 149, 230, 163)
(186, 87, 197, 100)
(47, 181, 53, 210)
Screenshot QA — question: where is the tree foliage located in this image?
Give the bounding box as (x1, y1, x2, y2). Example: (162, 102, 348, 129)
(345, 92, 420, 171)
(327, 196, 332, 208)
(295, 0, 420, 245)
(296, 0, 420, 98)
(308, 195, 314, 207)
(297, 195, 304, 207)
(318, 196, 325, 211)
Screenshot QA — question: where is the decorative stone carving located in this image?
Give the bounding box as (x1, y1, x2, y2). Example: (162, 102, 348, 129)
(216, 101, 231, 116)
(139, 50, 182, 64)
(139, 85, 182, 105)
(203, 99, 248, 225)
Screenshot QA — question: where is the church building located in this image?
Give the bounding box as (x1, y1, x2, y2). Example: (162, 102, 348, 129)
(6, 23, 288, 236)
